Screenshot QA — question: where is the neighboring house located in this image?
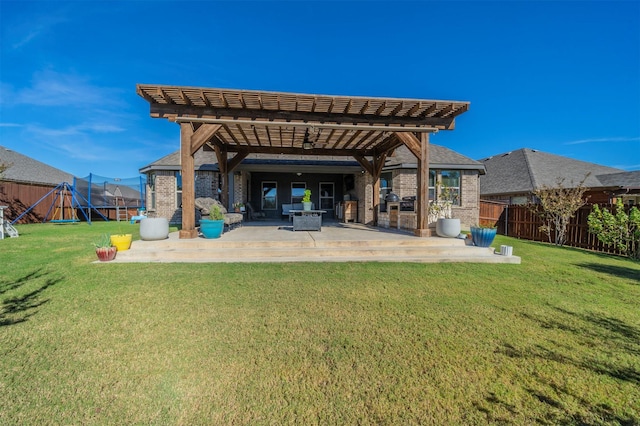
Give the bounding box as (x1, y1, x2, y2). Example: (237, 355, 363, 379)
(479, 148, 639, 205)
(0, 145, 74, 223)
(140, 143, 485, 231)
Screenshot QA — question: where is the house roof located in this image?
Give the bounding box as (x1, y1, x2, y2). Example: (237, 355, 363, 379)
(0, 145, 74, 186)
(596, 170, 640, 189)
(136, 84, 470, 157)
(385, 144, 485, 173)
(140, 144, 483, 174)
(479, 148, 625, 196)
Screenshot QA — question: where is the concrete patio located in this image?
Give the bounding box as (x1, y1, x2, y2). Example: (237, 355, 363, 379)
(111, 221, 521, 264)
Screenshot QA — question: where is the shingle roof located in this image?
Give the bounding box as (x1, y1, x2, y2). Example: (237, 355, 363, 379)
(0, 145, 74, 186)
(479, 148, 625, 196)
(385, 144, 485, 172)
(139, 149, 219, 172)
(596, 170, 640, 188)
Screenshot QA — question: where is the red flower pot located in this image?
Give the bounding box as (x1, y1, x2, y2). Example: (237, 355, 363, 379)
(96, 247, 117, 262)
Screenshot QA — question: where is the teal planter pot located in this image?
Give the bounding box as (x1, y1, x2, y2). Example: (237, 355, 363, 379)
(200, 219, 225, 239)
(471, 226, 497, 247)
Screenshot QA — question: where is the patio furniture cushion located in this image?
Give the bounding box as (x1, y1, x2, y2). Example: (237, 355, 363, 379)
(195, 197, 243, 227)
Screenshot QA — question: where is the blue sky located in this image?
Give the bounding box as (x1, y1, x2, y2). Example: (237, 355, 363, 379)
(1, 0, 639, 178)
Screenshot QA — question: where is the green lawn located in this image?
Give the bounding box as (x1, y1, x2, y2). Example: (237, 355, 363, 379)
(1, 222, 639, 425)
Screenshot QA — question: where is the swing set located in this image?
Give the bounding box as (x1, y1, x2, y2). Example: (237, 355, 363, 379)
(12, 181, 108, 224)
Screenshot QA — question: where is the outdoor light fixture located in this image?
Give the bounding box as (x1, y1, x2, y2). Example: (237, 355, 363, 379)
(302, 128, 314, 150)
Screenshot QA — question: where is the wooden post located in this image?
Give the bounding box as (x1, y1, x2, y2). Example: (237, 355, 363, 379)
(179, 123, 198, 239)
(213, 145, 229, 208)
(415, 132, 431, 237)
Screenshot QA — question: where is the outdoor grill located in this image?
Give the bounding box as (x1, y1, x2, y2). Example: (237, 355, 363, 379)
(385, 192, 399, 203)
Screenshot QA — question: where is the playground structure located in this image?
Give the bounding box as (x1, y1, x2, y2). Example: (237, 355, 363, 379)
(74, 174, 146, 222)
(11, 174, 145, 225)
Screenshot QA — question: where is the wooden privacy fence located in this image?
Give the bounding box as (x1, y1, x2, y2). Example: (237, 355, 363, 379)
(479, 201, 632, 256)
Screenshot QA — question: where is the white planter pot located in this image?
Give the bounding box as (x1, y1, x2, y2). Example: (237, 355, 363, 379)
(436, 218, 461, 238)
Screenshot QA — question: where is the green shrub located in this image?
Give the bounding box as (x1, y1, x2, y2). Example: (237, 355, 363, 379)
(588, 198, 640, 259)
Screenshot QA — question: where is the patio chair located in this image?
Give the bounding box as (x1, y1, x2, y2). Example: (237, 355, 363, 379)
(195, 197, 243, 230)
(245, 202, 266, 221)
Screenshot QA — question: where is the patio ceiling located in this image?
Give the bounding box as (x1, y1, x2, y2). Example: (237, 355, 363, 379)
(136, 84, 470, 157)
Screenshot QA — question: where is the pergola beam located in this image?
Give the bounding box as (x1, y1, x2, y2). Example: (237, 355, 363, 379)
(152, 104, 456, 129)
(190, 124, 222, 155)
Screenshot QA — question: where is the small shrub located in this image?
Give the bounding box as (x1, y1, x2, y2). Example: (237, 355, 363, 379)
(210, 205, 225, 221)
(588, 198, 640, 259)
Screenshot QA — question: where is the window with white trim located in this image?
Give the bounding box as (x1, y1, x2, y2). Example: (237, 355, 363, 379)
(148, 172, 156, 210)
(291, 182, 306, 203)
(262, 181, 277, 210)
(439, 170, 460, 205)
(175, 171, 182, 207)
(319, 182, 334, 210)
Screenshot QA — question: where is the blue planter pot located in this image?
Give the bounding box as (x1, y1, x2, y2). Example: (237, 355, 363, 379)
(471, 227, 497, 247)
(200, 219, 225, 239)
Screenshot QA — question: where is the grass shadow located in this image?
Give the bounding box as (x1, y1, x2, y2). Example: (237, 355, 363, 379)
(576, 262, 640, 284)
(486, 305, 640, 423)
(0, 269, 62, 326)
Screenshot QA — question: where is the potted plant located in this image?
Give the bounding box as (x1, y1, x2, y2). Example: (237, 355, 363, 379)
(200, 205, 225, 238)
(302, 189, 312, 211)
(94, 234, 117, 262)
(470, 224, 497, 247)
(432, 183, 461, 238)
(110, 231, 132, 251)
(110, 221, 132, 251)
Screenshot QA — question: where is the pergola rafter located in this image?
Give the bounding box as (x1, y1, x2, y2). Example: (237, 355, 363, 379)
(137, 84, 470, 239)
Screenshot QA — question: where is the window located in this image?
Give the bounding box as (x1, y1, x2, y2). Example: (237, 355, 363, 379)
(148, 172, 156, 210)
(378, 170, 462, 209)
(429, 170, 435, 201)
(175, 171, 183, 207)
(291, 182, 306, 203)
(262, 181, 277, 210)
(319, 182, 334, 210)
(439, 170, 460, 205)
(379, 172, 393, 212)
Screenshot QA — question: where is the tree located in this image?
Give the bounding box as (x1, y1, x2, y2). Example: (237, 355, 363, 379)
(531, 177, 589, 246)
(588, 198, 640, 260)
(0, 161, 9, 178)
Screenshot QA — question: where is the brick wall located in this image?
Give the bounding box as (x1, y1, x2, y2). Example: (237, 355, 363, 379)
(196, 171, 217, 199)
(232, 172, 244, 206)
(377, 169, 480, 231)
(146, 170, 219, 224)
(456, 170, 480, 229)
(355, 172, 375, 225)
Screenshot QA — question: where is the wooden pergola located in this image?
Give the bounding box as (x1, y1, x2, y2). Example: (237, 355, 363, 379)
(136, 84, 470, 238)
